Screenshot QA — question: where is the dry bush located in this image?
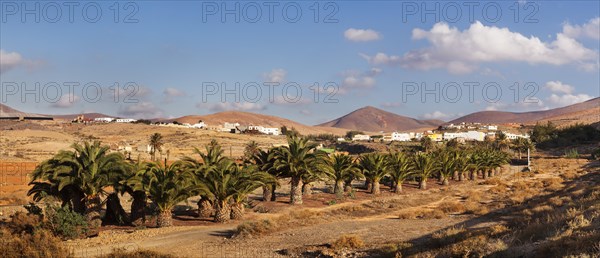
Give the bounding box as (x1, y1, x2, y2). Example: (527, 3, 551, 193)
(0, 228, 69, 258)
(548, 196, 564, 207)
(463, 190, 483, 202)
(463, 201, 489, 215)
(481, 177, 504, 185)
(432, 226, 466, 246)
(234, 219, 278, 238)
(99, 249, 173, 258)
(331, 234, 365, 250)
(398, 208, 446, 219)
(438, 201, 466, 214)
(489, 224, 509, 236)
(542, 177, 564, 191)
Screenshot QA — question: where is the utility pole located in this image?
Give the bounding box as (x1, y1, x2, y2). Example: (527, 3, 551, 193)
(527, 148, 531, 171)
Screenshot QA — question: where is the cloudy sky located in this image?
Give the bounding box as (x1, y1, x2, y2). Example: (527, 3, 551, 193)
(1, 1, 598, 123)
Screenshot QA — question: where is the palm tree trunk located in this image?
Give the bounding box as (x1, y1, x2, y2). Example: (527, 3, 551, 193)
(419, 179, 427, 190)
(442, 178, 449, 186)
(344, 178, 353, 192)
(104, 193, 129, 225)
(459, 172, 465, 181)
(214, 201, 230, 223)
(230, 202, 244, 220)
(302, 182, 312, 196)
(262, 185, 272, 202)
(85, 195, 103, 230)
(198, 197, 213, 218)
(393, 180, 403, 193)
(482, 169, 488, 179)
(156, 209, 173, 227)
(488, 170, 493, 178)
(70, 189, 86, 214)
(270, 183, 277, 202)
(334, 180, 344, 197)
(453, 171, 459, 181)
(470, 170, 476, 180)
(365, 178, 372, 192)
(290, 176, 303, 205)
(130, 191, 147, 226)
(371, 180, 381, 194)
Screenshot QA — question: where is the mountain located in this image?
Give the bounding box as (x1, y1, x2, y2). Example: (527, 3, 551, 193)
(0, 104, 51, 119)
(173, 111, 348, 135)
(450, 97, 600, 125)
(318, 106, 443, 132)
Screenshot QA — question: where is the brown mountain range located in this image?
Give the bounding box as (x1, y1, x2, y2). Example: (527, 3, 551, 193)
(317, 106, 444, 132)
(449, 97, 599, 125)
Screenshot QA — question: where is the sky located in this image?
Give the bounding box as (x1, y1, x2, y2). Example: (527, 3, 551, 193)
(1, 1, 599, 124)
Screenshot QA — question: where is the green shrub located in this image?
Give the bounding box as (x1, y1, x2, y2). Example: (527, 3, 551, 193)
(45, 204, 89, 240)
(564, 149, 580, 159)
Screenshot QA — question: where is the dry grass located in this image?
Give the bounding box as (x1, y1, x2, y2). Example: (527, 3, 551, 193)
(99, 249, 174, 258)
(438, 201, 466, 214)
(398, 208, 446, 219)
(331, 234, 365, 250)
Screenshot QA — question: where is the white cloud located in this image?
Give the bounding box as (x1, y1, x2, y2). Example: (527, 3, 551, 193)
(340, 70, 379, 90)
(0, 49, 45, 74)
(421, 111, 453, 120)
(563, 17, 600, 40)
(401, 21, 598, 74)
(344, 28, 381, 42)
(359, 53, 400, 66)
(263, 68, 287, 83)
(197, 102, 266, 112)
(118, 102, 163, 119)
(51, 93, 80, 108)
(163, 87, 185, 103)
(544, 81, 574, 94)
(547, 93, 592, 107)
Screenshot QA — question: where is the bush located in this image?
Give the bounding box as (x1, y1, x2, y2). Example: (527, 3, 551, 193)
(234, 219, 278, 238)
(0, 228, 70, 258)
(564, 149, 580, 159)
(331, 234, 365, 250)
(100, 249, 173, 258)
(45, 204, 89, 240)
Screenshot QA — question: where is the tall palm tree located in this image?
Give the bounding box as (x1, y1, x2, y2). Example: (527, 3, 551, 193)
(121, 158, 152, 226)
(243, 141, 260, 163)
(149, 133, 164, 161)
(420, 137, 434, 152)
(453, 150, 471, 181)
(136, 161, 195, 227)
(413, 152, 438, 190)
(272, 136, 318, 205)
(320, 154, 361, 197)
(386, 152, 413, 193)
(359, 153, 389, 194)
(252, 148, 279, 202)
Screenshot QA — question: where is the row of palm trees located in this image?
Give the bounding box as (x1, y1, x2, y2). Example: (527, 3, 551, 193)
(28, 135, 509, 229)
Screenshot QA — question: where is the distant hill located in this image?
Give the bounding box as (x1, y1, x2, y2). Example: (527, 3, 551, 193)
(318, 106, 443, 132)
(173, 111, 348, 135)
(450, 97, 599, 125)
(49, 113, 115, 120)
(0, 104, 51, 119)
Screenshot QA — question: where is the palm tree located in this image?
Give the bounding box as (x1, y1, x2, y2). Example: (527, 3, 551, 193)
(121, 158, 151, 226)
(359, 153, 389, 194)
(386, 152, 413, 193)
(251, 148, 280, 202)
(272, 136, 318, 205)
(420, 137, 434, 152)
(181, 140, 227, 218)
(320, 154, 361, 197)
(243, 141, 260, 163)
(136, 161, 195, 227)
(437, 150, 457, 186)
(511, 137, 534, 159)
(197, 159, 274, 222)
(413, 152, 438, 189)
(149, 133, 164, 161)
(453, 150, 471, 181)
(28, 141, 129, 230)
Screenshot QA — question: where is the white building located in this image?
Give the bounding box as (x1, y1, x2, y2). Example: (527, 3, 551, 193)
(443, 131, 486, 141)
(248, 125, 280, 135)
(116, 118, 137, 123)
(505, 132, 530, 140)
(383, 132, 412, 142)
(190, 122, 206, 129)
(352, 134, 371, 141)
(486, 125, 498, 131)
(222, 122, 240, 132)
(94, 117, 114, 123)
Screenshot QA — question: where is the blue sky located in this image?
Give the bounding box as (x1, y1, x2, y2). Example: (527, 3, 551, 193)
(1, 1, 599, 124)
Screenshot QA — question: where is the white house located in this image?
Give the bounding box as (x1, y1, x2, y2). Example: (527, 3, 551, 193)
(116, 118, 137, 123)
(383, 132, 411, 142)
(248, 125, 280, 135)
(190, 122, 206, 129)
(94, 117, 114, 123)
(486, 125, 498, 131)
(222, 122, 240, 132)
(505, 132, 530, 140)
(352, 134, 371, 141)
(443, 131, 486, 141)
